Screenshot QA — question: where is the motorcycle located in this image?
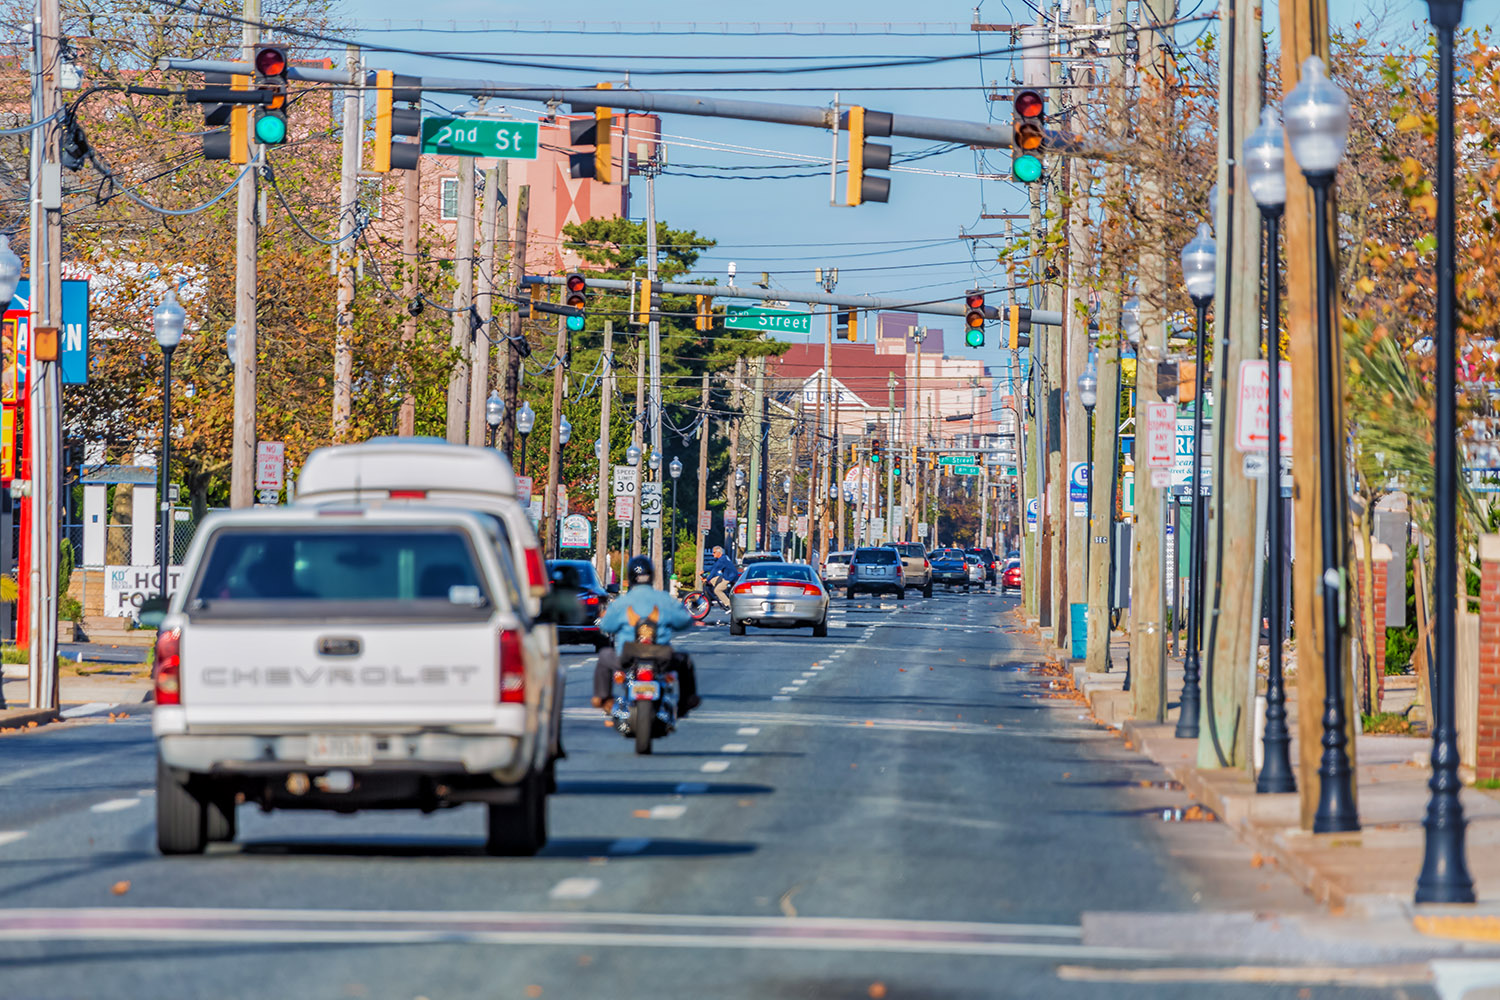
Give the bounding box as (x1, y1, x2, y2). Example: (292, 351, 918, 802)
(610, 641, 679, 754)
(681, 583, 731, 622)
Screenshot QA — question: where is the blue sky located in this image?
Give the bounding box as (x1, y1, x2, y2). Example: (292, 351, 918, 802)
(345, 0, 1443, 373)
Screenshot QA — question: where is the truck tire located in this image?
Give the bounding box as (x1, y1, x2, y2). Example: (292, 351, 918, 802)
(632, 700, 655, 755)
(205, 785, 237, 844)
(486, 771, 547, 857)
(156, 760, 207, 856)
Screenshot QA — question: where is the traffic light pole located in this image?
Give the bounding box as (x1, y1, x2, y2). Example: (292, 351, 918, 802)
(447, 161, 476, 443)
(469, 162, 500, 447)
(398, 151, 419, 436)
(230, 0, 259, 509)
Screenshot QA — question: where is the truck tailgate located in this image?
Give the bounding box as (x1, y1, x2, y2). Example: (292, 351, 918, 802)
(178, 621, 512, 729)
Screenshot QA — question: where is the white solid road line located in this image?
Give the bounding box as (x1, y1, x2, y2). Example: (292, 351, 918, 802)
(737, 727, 760, 736)
(0, 831, 26, 847)
(720, 744, 748, 753)
(771, 696, 791, 701)
(0, 748, 141, 789)
(700, 761, 731, 773)
(89, 798, 141, 813)
(548, 878, 602, 900)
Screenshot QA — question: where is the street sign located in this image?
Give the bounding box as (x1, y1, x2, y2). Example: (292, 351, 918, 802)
(613, 494, 634, 523)
(641, 482, 662, 530)
(1006, 466, 1017, 477)
(1150, 467, 1170, 488)
(725, 513, 737, 530)
(255, 441, 285, 490)
(256, 489, 279, 505)
(1144, 401, 1175, 468)
(556, 484, 569, 517)
(420, 117, 539, 159)
(1235, 359, 1292, 452)
(612, 465, 638, 500)
(699, 510, 712, 534)
(796, 515, 807, 535)
(939, 455, 980, 466)
(723, 306, 812, 335)
(917, 521, 929, 538)
(1068, 462, 1090, 502)
(516, 475, 533, 507)
(1026, 498, 1039, 532)
(1243, 452, 1268, 479)
(892, 504, 904, 526)
(560, 514, 591, 548)
(777, 514, 789, 533)
(951, 465, 981, 476)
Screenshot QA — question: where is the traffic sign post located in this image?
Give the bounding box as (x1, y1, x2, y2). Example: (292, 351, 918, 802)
(641, 482, 663, 531)
(420, 117, 539, 159)
(254, 440, 284, 492)
(723, 306, 813, 335)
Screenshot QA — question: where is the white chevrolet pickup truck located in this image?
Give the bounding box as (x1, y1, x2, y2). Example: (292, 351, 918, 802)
(150, 505, 563, 857)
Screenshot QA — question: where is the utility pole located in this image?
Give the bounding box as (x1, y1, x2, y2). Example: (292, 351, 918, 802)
(447, 161, 476, 443)
(913, 326, 926, 545)
(501, 185, 529, 456)
(695, 370, 710, 587)
(728, 356, 744, 556)
(1038, 12, 1065, 641)
(816, 267, 837, 565)
(398, 155, 419, 436)
(747, 357, 765, 551)
(1199, 0, 1264, 769)
(645, 162, 664, 586)
(331, 44, 359, 440)
(1085, 0, 1130, 674)
(230, 0, 259, 508)
(631, 344, 645, 556)
(468, 163, 499, 446)
(835, 424, 846, 551)
(886, 374, 897, 542)
(594, 322, 614, 581)
(543, 314, 567, 556)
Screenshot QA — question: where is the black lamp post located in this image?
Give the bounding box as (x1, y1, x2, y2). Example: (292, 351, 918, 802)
(1078, 356, 1099, 598)
(1245, 105, 1297, 795)
(1417, 0, 1475, 903)
(1177, 223, 1216, 740)
(515, 401, 535, 476)
(1287, 54, 1360, 834)
(153, 290, 186, 599)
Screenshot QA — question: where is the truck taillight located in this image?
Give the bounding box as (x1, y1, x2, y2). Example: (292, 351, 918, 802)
(499, 629, 525, 703)
(524, 547, 546, 596)
(154, 627, 181, 706)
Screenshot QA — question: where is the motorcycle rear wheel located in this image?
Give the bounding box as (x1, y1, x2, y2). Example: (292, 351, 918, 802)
(632, 701, 655, 755)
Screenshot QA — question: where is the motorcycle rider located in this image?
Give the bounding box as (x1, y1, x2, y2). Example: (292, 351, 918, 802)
(705, 545, 738, 609)
(592, 555, 700, 716)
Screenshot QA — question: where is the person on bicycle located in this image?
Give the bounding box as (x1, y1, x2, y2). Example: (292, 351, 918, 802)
(592, 555, 700, 716)
(705, 545, 738, 608)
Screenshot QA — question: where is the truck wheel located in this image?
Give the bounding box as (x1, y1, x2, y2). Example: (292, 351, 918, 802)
(486, 772, 547, 857)
(156, 760, 207, 856)
(632, 701, 655, 755)
(923, 582, 933, 598)
(205, 785, 237, 844)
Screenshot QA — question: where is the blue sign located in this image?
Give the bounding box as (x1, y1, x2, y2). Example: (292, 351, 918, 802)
(1026, 497, 1038, 525)
(11, 279, 89, 385)
(1068, 461, 1090, 502)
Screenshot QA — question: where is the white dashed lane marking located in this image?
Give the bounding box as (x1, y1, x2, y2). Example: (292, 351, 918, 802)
(548, 878, 601, 900)
(700, 761, 731, 774)
(0, 831, 26, 847)
(772, 695, 791, 701)
(737, 727, 760, 736)
(720, 744, 748, 753)
(89, 798, 141, 814)
(647, 804, 687, 820)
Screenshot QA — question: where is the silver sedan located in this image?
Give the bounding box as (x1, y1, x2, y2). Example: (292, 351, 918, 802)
(728, 562, 830, 637)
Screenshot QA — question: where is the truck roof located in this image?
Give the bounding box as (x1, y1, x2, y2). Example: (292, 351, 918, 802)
(195, 504, 500, 532)
(296, 439, 518, 502)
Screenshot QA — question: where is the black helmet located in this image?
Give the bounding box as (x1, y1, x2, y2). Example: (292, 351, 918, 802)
(626, 555, 655, 585)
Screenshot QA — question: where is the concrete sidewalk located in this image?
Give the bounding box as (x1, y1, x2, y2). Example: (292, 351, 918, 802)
(1, 662, 153, 726)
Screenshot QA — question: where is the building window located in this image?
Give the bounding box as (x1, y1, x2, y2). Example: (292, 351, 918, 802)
(357, 176, 382, 220)
(440, 177, 458, 220)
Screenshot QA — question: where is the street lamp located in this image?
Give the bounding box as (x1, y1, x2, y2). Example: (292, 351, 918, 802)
(226, 324, 238, 367)
(485, 390, 505, 448)
(1245, 104, 1296, 796)
(1122, 298, 1141, 347)
(559, 414, 572, 447)
(627, 443, 642, 467)
(515, 401, 536, 476)
(0, 236, 21, 306)
(1416, 0, 1475, 903)
(594, 437, 606, 462)
(1078, 355, 1099, 597)
(648, 448, 661, 473)
(668, 456, 683, 579)
(1176, 221, 1215, 741)
(1286, 54, 1359, 835)
(153, 290, 186, 599)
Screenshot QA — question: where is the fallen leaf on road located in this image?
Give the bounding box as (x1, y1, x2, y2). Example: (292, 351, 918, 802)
(632, 809, 650, 818)
(850, 763, 858, 769)
(25, 721, 36, 728)
(1061, 772, 1071, 779)
(111, 881, 130, 895)
(864, 720, 873, 726)
(577, 955, 593, 967)
(525, 986, 543, 997)
(868, 985, 887, 999)
(1123, 741, 1134, 749)
(1250, 853, 1265, 868)
(898, 668, 906, 672)
(994, 724, 1004, 729)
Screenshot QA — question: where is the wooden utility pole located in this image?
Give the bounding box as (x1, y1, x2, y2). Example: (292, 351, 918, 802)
(631, 345, 645, 556)
(1280, 0, 1352, 826)
(695, 371, 710, 587)
(230, 0, 259, 508)
(467, 163, 499, 446)
(594, 322, 615, 581)
(817, 303, 834, 563)
(501, 185, 529, 456)
(332, 44, 359, 440)
(447, 161, 476, 443)
(914, 327, 925, 545)
(542, 314, 567, 556)
(747, 357, 766, 551)
(728, 356, 744, 555)
(398, 156, 419, 436)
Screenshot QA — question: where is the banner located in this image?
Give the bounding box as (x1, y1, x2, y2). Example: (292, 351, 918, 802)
(105, 565, 186, 618)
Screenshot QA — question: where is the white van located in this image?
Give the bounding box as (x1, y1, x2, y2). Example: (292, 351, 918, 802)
(295, 439, 564, 775)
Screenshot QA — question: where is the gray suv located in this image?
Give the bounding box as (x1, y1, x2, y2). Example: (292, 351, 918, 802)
(890, 543, 934, 598)
(847, 546, 904, 599)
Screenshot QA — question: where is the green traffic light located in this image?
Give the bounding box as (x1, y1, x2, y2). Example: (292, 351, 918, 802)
(871, 454, 881, 463)
(1013, 153, 1042, 184)
(566, 314, 585, 332)
(254, 112, 287, 145)
(965, 328, 985, 348)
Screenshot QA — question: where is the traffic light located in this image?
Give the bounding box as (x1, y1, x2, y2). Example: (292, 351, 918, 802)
(634, 278, 660, 326)
(837, 309, 858, 341)
(1011, 89, 1045, 184)
(695, 295, 712, 332)
(252, 45, 289, 146)
(893, 462, 902, 479)
(846, 106, 892, 206)
(201, 71, 249, 164)
(568, 84, 614, 182)
(1008, 304, 1032, 350)
(965, 290, 986, 348)
(372, 70, 422, 172)
(870, 438, 882, 463)
(564, 273, 587, 332)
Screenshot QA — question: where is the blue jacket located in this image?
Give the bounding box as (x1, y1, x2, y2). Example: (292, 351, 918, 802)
(706, 555, 738, 582)
(600, 583, 694, 652)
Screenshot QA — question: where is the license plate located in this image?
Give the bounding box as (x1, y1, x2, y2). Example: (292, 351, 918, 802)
(631, 681, 661, 701)
(774, 602, 796, 612)
(307, 733, 375, 766)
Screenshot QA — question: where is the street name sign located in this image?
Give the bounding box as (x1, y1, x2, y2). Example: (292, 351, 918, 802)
(420, 117, 539, 159)
(939, 455, 983, 466)
(723, 306, 812, 335)
(951, 465, 981, 475)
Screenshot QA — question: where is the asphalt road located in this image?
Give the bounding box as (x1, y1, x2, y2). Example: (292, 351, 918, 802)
(0, 586, 1436, 999)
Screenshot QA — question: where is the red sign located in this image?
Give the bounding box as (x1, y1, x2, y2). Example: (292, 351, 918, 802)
(698, 510, 711, 534)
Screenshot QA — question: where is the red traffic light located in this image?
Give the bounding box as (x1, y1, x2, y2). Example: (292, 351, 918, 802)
(1014, 89, 1043, 119)
(965, 291, 985, 310)
(565, 272, 587, 308)
(965, 289, 986, 330)
(254, 46, 287, 78)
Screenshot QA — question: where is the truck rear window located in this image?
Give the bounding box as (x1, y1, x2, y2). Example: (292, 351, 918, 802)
(854, 548, 898, 565)
(187, 527, 494, 617)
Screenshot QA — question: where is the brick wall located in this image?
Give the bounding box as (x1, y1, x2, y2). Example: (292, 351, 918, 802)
(1476, 535, 1500, 783)
(1356, 542, 1393, 709)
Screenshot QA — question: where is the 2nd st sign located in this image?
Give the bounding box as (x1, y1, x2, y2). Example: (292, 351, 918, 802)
(421, 117, 539, 159)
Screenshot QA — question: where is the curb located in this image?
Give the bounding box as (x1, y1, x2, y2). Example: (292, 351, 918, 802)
(0, 707, 61, 731)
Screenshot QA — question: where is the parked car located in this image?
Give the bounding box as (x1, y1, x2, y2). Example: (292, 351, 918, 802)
(847, 546, 904, 599)
(967, 547, 999, 585)
(821, 551, 853, 591)
(1001, 557, 1023, 594)
(966, 553, 986, 588)
(728, 562, 830, 637)
(546, 559, 610, 648)
(930, 548, 971, 592)
(890, 543, 934, 598)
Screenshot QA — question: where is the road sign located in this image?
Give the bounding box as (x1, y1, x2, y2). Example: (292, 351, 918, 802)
(560, 514, 591, 548)
(892, 505, 904, 526)
(951, 465, 981, 476)
(256, 489, 279, 505)
(612, 464, 638, 499)
(918, 521, 929, 538)
(796, 515, 807, 535)
(1151, 467, 1170, 487)
(1235, 359, 1292, 452)
(699, 510, 712, 534)
(255, 441, 285, 490)
(420, 117, 539, 159)
(556, 484, 569, 517)
(723, 306, 812, 335)
(1243, 452, 1268, 479)
(1026, 497, 1039, 532)
(939, 455, 979, 466)
(725, 513, 737, 530)
(1144, 401, 1175, 468)
(1005, 466, 1017, 476)
(1068, 462, 1090, 502)
(777, 514, 789, 533)
(613, 494, 634, 523)
(641, 482, 662, 530)
(516, 475, 533, 507)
